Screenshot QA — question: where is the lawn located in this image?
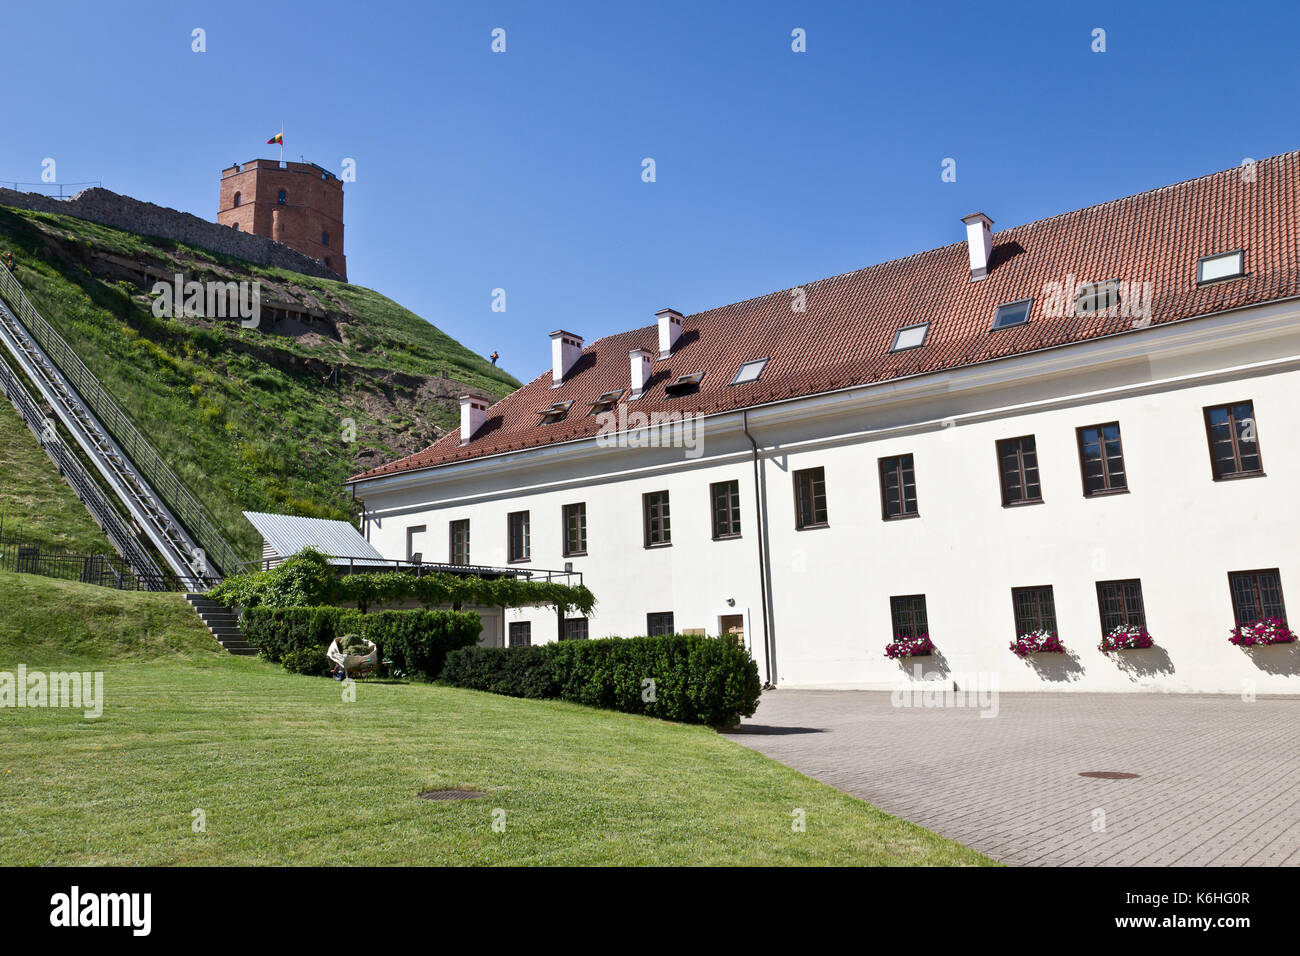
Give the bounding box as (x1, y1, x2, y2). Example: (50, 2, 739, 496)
(0, 572, 992, 865)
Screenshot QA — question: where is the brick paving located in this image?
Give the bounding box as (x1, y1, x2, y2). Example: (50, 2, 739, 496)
(723, 690, 1300, 866)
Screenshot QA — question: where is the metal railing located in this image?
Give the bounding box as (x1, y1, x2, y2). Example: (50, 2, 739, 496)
(0, 264, 242, 576)
(0, 349, 171, 588)
(0, 528, 202, 592)
(233, 553, 583, 586)
(0, 180, 102, 199)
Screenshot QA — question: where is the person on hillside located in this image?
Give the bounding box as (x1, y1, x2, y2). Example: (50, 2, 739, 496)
(4, 252, 13, 271)
(490, 350, 499, 366)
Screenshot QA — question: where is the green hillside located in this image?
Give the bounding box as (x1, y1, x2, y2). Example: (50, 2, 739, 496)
(0, 205, 518, 562)
(0, 396, 114, 552)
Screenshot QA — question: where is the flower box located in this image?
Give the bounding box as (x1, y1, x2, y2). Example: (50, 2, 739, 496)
(1229, 618, 1297, 647)
(1010, 629, 1066, 657)
(1098, 625, 1154, 653)
(885, 633, 934, 659)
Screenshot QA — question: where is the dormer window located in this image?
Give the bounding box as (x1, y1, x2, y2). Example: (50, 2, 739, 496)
(891, 323, 929, 351)
(1197, 250, 1244, 285)
(536, 400, 573, 424)
(730, 358, 769, 385)
(664, 372, 704, 395)
(588, 389, 624, 415)
(991, 298, 1032, 330)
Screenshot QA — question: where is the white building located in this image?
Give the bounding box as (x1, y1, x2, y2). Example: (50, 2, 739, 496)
(349, 153, 1300, 694)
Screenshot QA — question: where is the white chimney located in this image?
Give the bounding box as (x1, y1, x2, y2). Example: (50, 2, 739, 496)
(656, 308, 683, 359)
(961, 212, 994, 281)
(629, 348, 652, 399)
(459, 393, 490, 445)
(550, 329, 584, 387)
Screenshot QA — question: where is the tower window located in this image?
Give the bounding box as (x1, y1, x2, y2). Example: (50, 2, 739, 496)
(278, 189, 286, 205)
(232, 222, 240, 231)
(321, 231, 329, 247)
(232, 191, 241, 207)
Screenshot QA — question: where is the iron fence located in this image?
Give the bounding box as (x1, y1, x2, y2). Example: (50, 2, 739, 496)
(0, 530, 203, 592)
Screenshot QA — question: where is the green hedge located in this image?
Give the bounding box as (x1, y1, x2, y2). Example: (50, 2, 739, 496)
(241, 606, 481, 679)
(440, 635, 761, 727)
(209, 548, 595, 615)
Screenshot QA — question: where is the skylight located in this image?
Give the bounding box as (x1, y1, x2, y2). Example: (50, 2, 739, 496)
(1074, 281, 1120, 315)
(730, 358, 769, 385)
(664, 372, 705, 395)
(1198, 250, 1244, 284)
(535, 400, 574, 424)
(588, 389, 625, 414)
(991, 298, 1032, 330)
(891, 323, 929, 351)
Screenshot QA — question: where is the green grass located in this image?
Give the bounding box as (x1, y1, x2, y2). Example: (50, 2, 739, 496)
(0, 205, 520, 561)
(0, 397, 114, 552)
(0, 572, 992, 866)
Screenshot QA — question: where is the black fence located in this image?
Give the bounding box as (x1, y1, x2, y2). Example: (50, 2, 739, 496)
(0, 531, 202, 592)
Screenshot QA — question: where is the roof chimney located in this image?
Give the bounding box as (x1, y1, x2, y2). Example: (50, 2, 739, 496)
(656, 308, 683, 359)
(459, 393, 491, 445)
(961, 212, 994, 281)
(550, 330, 584, 387)
(629, 348, 652, 399)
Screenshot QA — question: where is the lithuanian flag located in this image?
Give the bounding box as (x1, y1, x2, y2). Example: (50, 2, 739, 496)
(266, 133, 283, 145)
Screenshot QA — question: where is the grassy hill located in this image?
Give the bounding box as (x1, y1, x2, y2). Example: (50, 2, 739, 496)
(0, 396, 114, 552)
(0, 571, 991, 867)
(0, 205, 518, 562)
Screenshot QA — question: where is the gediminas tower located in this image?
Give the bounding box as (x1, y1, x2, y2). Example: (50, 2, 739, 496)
(217, 159, 346, 278)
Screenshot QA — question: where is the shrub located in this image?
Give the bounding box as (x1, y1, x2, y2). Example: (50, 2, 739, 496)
(440, 634, 761, 727)
(240, 605, 479, 679)
(282, 643, 330, 676)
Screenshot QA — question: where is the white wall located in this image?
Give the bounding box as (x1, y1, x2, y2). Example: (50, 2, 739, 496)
(355, 303, 1300, 694)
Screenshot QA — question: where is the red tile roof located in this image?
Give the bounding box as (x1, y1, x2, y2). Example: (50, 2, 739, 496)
(351, 152, 1300, 482)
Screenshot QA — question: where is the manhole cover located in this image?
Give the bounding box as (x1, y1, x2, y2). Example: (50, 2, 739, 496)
(418, 788, 485, 801)
(1078, 771, 1141, 780)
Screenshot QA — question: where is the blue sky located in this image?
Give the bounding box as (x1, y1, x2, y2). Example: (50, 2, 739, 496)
(3, 0, 1297, 378)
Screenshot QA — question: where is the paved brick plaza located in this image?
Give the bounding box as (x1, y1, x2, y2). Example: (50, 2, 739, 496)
(725, 690, 1300, 866)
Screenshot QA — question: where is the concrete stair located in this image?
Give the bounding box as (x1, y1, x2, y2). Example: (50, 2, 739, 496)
(185, 594, 257, 655)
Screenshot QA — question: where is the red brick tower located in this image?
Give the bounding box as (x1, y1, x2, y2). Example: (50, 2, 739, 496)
(217, 159, 346, 278)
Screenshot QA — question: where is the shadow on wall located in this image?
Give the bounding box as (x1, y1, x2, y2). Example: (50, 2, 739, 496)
(895, 648, 951, 682)
(1241, 642, 1300, 678)
(1022, 649, 1087, 684)
(1111, 645, 1176, 681)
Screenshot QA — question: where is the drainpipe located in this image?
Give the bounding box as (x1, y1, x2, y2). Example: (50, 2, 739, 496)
(743, 409, 774, 688)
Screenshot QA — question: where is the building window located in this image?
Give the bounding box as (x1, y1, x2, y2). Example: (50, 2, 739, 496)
(449, 519, 470, 565)
(710, 480, 741, 538)
(643, 491, 671, 547)
(890, 323, 929, 351)
(232, 222, 241, 231)
(997, 436, 1042, 506)
(562, 618, 589, 641)
(879, 454, 918, 519)
(324, 257, 331, 268)
(1096, 579, 1147, 633)
(508, 621, 531, 647)
(277, 189, 287, 205)
(507, 510, 530, 563)
(793, 467, 828, 529)
(563, 503, 587, 556)
(890, 595, 928, 639)
(1076, 422, 1127, 496)
(232, 191, 241, 207)
(1197, 250, 1244, 285)
(321, 230, 329, 247)
(1204, 401, 1263, 479)
(992, 298, 1033, 330)
(1228, 570, 1287, 626)
(647, 612, 675, 636)
(1012, 586, 1057, 635)
(405, 525, 426, 563)
(730, 358, 769, 385)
